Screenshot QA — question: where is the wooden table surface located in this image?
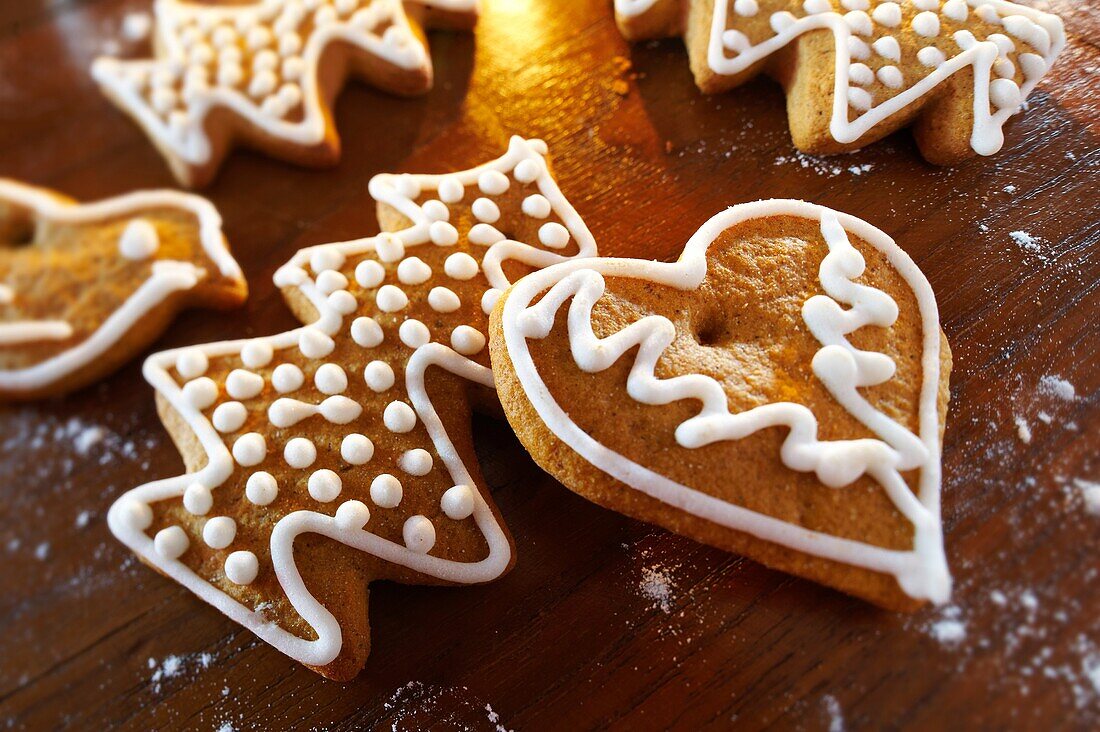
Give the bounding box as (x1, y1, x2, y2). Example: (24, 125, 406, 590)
(1, 1, 1098, 729)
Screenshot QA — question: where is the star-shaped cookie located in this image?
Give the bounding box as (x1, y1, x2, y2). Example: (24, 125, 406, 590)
(107, 137, 597, 679)
(613, 0, 1065, 163)
(93, 0, 479, 187)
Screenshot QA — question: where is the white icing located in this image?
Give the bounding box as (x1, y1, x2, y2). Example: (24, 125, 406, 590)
(397, 256, 432, 285)
(0, 184, 242, 393)
(350, 316, 383, 347)
(298, 327, 335, 359)
(398, 448, 433, 476)
(441, 485, 475, 520)
(477, 170, 509, 195)
(522, 194, 552, 219)
(500, 199, 951, 604)
(314, 362, 347, 394)
(155, 526, 189, 558)
(284, 436, 317, 468)
(444, 253, 479, 280)
(226, 368, 264, 399)
(340, 433, 374, 464)
(232, 432, 267, 466)
(383, 400, 416, 433)
(403, 515, 436, 553)
(241, 341, 274, 368)
(307, 469, 342, 502)
(182, 376, 218, 409)
(183, 482, 213, 515)
(471, 197, 500, 224)
(364, 360, 395, 392)
(272, 362, 304, 393)
(212, 401, 248, 433)
(398, 319, 430, 348)
(872, 36, 901, 62)
(370, 473, 403, 508)
(429, 220, 460, 246)
(376, 284, 408, 312)
(427, 286, 460, 313)
(450, 325, 485, 355)
(203, 516, 236, 549)
(245, 471, 278, 505)
(355, 259, 384, 288)
(225, 550, 259, 584)
(118, 219, 160, 260)
(334, 500, 370, 530)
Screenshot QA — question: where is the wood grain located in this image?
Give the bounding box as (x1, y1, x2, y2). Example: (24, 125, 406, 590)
(1, 0, 1097, 729)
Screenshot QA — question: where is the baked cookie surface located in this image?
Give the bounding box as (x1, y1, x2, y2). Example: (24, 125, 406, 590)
(107, 137, 597, 680)
(613, 0, 1065, 163)
(93, 0, 479, 187)
(0, 181, 246, 401)
(491, 200, 952, 610)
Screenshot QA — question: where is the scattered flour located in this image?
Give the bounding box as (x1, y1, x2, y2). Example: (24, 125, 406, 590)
(1009, 230, 1045, 261)
(75, 509, 94, 529)
(773, 151, 872, 177)
(1014, 415, 1032, 444)
(34, 542, 50, 561)
(639, 565, 675, 614)
(1038, 375, 1076, 401)
(148, 652, 215, 694)
(928, 605, 967, 646)
(1073, 479, 1100, 516)
(214, 723, 234, 732)
(821, 694, 845, 732)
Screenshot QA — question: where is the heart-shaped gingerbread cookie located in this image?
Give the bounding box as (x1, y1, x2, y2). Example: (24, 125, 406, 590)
(490, 200, 952, 610)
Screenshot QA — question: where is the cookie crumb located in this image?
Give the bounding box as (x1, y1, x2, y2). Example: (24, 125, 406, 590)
(930, 618, 967, 646)
(1074, 479, 1100, 516)
(1038, 375, 1075, 401)
(821, 694, 845, 732)
(639, 564, 675, 613)
(122, 11, 153, 42)
(1014, 415, 1032, 444)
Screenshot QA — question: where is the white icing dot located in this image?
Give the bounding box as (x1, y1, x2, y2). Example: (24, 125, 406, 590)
(383, 401, 416, 433)
(364, 360, 395, 392)
(841, 0, 869, 11)
(272, 363, 305, 393)
(403, 515, 436, 554)
(441, 485, 476, 520)
(397, 257, 432, 285)
(847, 36, 870, 60)
(355, 259, 385, 288)
(429, 221, 459, 246)
(513, 158, 540, 183)
(481, 288, 502, 315)
(232, 432, 267, 467)
(307, 469, 342, 503)
(990, 78, 1021, 110)
(733, 0, 758, 16)
(393, 174, 420, 199)
(1018, 53, 1046, 81)
(212, 401, 248, 433)
(225, 550, 258, 585)
(426, 286, 459, 313)
(183, 482, 213, 516)
(471, 197, 501, 224)
(327, 289, 357, 315)
(341, 434, 374, 465)
(284, 437, 317, 468)
(351, 317, 384, 347)
(872, 36, 901, 63)
(316, 270, 349, 296)
(318, 395, 360, 424)
(722, 29, 749, 53)
(988, 34, 1015, 57)
(843, 10, 872, 36)
(522, 194, 552, 219)
(183, 377, 218, 410)
(450, 326, 486, 355)
(376, 285, 409, 313)
(849, 63, 874, 86)
(422, 199, 449, 222)
(240, 341, 274, 369)
(399, 319, 430, 348)
(918, 46, 946, 67)
(299, 328, 335, 359)
(942, 0, 967, 22)
(437, 176, 464, 203)
(802, 0, 829, 14)
(314, 363, 347, 395)
(770, 11, 796, 34)
(538, 222, 570, 249)
(975, 5, 1001, 25)
(877, 66, 903, 89)
(203, 516, 236, 549)
(176, 349, 209, 379)
(911, 0, 937, 10)
(478, 170, 510, 195)
(398, 447, 433, 477)
(444, 253, 479, 280)
(870, 1, 900, 27)
(468, 224, 505, 246)
(993, 57, 1015, 79)
(245, 471, 278, 505)
(226, 369, 264, 400)
(154, 526, 189, 558)
(370, 473, 403, 508)
(335, 500, 370, 531)
(375, 233, 405, 263)
(912, 11, 940, 38)
(310, 247, 344, 275)
(118, 219, 160, 260)
(847, 86, 873, 111)
(122, 499, 154, 530)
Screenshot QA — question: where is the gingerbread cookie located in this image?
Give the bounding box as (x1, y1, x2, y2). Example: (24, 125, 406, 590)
(491, 200, 952, 610)
(0, 180, 246, 401)
(613, 0, 1064, 163)
(92, 0, 479, 188)
(107, 137, 597, 679)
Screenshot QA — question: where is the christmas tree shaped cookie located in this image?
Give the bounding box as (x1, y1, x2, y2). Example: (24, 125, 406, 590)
(93, 0, 479, 187)
(0, 180, 246, 400)
(613, 0, 1065, 163)
(108, 137, 597, 679)
(491, 200, 952, 609)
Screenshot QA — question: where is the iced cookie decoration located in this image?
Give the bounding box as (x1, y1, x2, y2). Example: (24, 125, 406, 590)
(92, 0, 479, 188)
(0, 180, 246, 401)
(491, 200, 952, 610)
(613, 0, 1064, 163)
(108, 137, 597, 679)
